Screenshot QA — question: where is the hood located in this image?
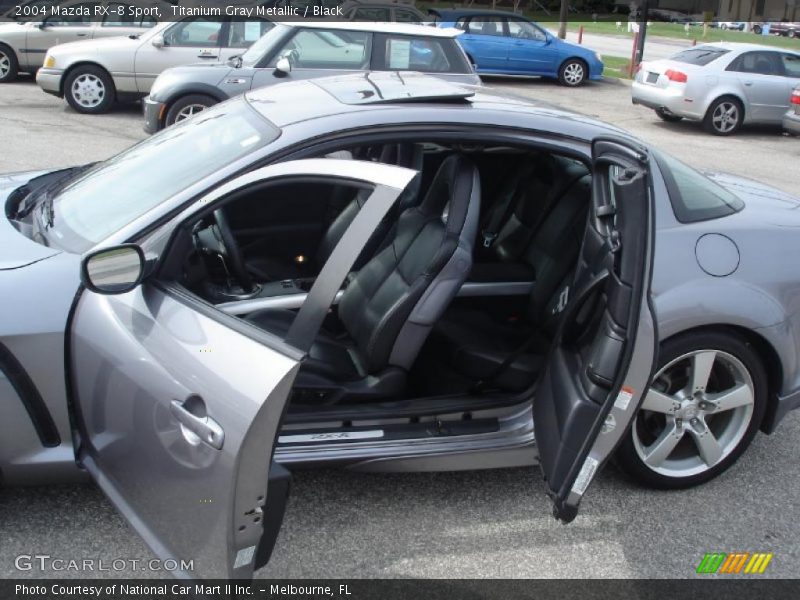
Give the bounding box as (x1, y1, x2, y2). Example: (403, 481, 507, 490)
(0, 170, 62, 270)
(705, 170, 800, 226)
(47, 33, 144, 56)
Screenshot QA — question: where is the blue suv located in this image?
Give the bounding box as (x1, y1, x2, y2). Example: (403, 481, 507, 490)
(432, 9, 604, 86)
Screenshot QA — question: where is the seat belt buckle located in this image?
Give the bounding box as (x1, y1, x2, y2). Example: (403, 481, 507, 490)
(482, 231, 498, 248)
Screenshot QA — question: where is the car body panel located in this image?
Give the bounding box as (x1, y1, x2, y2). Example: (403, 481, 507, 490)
(632, 43, 800, 125)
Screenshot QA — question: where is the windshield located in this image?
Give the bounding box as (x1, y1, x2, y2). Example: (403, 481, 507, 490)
(241, 23, 290, 67)
(44, 101, 278, 253)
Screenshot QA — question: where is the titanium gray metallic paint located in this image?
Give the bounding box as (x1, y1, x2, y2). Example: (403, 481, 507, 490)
(2, 77, 800, 489)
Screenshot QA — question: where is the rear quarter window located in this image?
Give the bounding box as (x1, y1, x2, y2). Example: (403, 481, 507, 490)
(655, 152, 744, 223)
(373, 33, 471, 74)
(670, 47, 729, 66)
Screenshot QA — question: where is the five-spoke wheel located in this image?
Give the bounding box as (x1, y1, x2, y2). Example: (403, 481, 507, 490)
(617, 332, 766, 488)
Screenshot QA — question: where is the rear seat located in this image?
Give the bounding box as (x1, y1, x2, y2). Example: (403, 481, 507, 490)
(430, 158, 591, 392)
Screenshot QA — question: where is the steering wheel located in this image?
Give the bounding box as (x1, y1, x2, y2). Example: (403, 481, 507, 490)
(212, 208, 255, 294)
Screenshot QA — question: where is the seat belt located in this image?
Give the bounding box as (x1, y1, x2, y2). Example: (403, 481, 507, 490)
(471, 233, 619, 394)
(480, 184, 519, 248)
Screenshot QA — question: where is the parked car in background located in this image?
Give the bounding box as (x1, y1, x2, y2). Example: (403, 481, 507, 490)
(632, 43, 800, 135)
(143, 21, 478, 131)
(36, 15, 273, 113)
(712, 20, 746, 31)
(430, 9, 603, 86)
(764, 21, 800, 38)
(783, 85, 800, 134)
(340, 0, 428, 23)
(0, 0, 169, 83)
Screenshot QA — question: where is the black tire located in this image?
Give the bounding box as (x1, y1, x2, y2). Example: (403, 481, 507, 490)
(703, 96, 743, 136)
(558, 58, 587, 87)
(164, 94, 217, 128)
(753, 24, 762, 34)
(64, 65, 115, 114)
(616, 331, 767, 489)
(0, 44, 19, 83)
(655, 108, 683, 123)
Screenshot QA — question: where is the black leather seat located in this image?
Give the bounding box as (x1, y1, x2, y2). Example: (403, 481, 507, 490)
(247, 154, 481, 404)
(246, 143, 424, 281)
(430, 166, 591, 392)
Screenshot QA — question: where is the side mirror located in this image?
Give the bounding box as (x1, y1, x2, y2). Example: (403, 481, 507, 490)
(151, 34, 164, 49)
(274, 56, 291, 75)
(81, 244, 145, 295)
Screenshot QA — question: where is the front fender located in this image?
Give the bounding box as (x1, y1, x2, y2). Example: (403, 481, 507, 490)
(157, 82, 230, 106)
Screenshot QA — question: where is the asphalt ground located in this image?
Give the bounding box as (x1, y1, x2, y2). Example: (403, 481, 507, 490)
(1, 73, 799, 580)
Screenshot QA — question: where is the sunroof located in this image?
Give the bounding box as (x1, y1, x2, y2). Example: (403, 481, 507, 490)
(313, 72, 475, 106)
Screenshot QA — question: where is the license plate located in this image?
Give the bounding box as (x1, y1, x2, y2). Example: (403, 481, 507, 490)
(646, 72, 659, 84)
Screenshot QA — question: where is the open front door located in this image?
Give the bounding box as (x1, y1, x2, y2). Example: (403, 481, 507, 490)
(67, 159, 417, 579)
(533, 137, 658, 523)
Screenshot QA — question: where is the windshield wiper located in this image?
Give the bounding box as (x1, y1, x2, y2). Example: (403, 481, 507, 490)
(11, 164, 93, 220)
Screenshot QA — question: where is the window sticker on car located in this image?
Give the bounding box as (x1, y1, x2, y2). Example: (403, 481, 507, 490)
(571, 456, 599, 496)
(388, 39, 411, 69)
(613, 385, 635, 410)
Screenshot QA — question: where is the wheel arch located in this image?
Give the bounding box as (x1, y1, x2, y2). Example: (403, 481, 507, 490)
(658, 324, 782, 434)
(159, 87, 228, 128)
(706, 92, 747, 122)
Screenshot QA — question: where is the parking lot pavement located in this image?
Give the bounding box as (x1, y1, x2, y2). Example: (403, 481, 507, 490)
(1, 76, 799, 579)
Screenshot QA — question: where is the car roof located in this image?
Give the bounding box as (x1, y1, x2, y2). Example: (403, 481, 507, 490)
(245, 71, 628, 142)
(283, 21, 461, 37)
(429, 8, 530, 19)
(696, 41, 800, 54)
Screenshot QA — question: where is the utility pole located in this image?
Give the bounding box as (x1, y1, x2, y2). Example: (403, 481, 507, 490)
(635, 0, 650, 66)
(558, 0, 569, 39)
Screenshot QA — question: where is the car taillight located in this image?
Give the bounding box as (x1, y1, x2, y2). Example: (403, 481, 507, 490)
(665, 69, 688, 83)
(792, 90, 800, 105)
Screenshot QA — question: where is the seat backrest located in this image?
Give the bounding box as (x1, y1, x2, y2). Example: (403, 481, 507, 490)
(524, 172, 591, 333)
(315, 143, 425, 266)
(337, 154, 481, 373)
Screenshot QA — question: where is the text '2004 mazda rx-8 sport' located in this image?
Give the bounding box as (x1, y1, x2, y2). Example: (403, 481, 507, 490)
(2, 72, 800, 580)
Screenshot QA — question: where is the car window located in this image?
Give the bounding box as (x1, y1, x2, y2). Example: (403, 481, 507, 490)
(727, 51, 784, 76)
(454, 17, 469, 31)
(226, 19, 273, 48)
(466, 17, 503, 36)
(164, 18, 224, 47)
(655, 151, 744, 223)
(101, 3, 156, 28)
(44, 2, 98, 25)
(781, 53, 800, 78)
(382, 36, 452, 71)
(47, 102, 278, 253)
(670, 47, 729, 66)
(352, 6, 390, 20)
(394, 8, 422, 23)
(269, 29, 370, 69)
(505, 18, 546, 41)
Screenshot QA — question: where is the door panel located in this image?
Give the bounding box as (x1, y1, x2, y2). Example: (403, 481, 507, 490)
(460, 17, 508, 71)
(505, 18, 556, 74)
(533, 138, 657, 523)
(69, 159, 418, 580)
(730, 51, 795, 122)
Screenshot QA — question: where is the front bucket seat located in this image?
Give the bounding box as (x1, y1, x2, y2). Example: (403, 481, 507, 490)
(246, 154, 481, 404)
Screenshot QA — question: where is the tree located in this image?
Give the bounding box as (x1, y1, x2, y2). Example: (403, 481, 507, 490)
(558, 0, 569, 38)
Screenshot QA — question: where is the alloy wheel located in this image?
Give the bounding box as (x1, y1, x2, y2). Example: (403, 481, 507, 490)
(174, 103, 208, 123)
(71, 73, 106, 109)
(563, 62, 585, 85)
(632, 349, 755, 479)
(711, 101, 740, 134)
(0, 51, 10, 79)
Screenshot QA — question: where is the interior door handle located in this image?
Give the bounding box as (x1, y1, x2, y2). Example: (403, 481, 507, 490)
(170, 397, 225, 450)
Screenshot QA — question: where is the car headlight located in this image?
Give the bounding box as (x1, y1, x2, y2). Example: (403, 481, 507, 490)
(43, 55, 55, 68)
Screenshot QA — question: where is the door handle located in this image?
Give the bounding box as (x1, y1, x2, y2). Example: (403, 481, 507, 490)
(170, 397, 225, 450)
(197, 51, 218, 59)
(77, 33, 88, 37)
(744, 81, 753, 86)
